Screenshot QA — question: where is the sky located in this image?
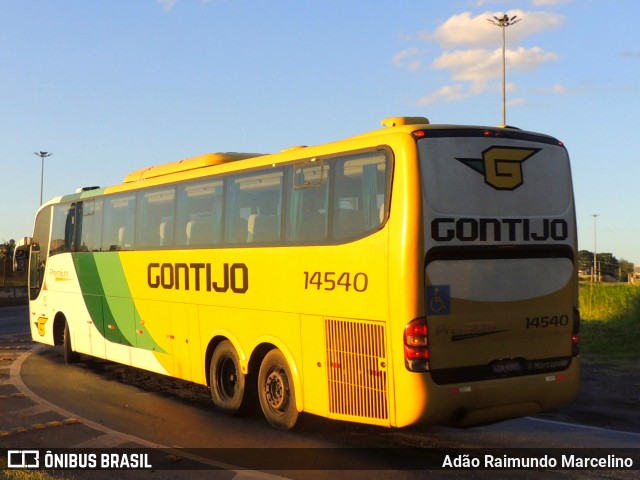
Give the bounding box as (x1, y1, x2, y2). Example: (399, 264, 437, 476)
(1, 0, 639, 263)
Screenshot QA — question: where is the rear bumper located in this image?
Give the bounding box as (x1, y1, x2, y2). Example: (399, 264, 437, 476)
(396, 358, 580, 428)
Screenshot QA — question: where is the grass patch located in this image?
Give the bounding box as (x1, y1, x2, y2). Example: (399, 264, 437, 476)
(579, 283, 640, 361)
(0, 458, 64, 480)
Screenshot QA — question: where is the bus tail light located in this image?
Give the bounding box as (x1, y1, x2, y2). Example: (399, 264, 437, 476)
(404, 317, 430, 372)
(571, 307, 580, 356)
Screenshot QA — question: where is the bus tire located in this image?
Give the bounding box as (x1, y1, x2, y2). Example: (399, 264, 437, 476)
(63, 322, 80, 364)
(258, 349, 298, 430)
(210, 340, 245, 415)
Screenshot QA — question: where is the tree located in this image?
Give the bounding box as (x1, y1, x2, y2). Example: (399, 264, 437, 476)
(578, 250, 593, 272)
(619, 258, 635, 282)
(0, 239, 26, 286)
(577, 250, 625, 282)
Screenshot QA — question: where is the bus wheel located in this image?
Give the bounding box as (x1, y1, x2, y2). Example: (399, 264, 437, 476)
(258, 349, 298, 430)
(63, 322, 80, 364)
(210, 340, 245, 415)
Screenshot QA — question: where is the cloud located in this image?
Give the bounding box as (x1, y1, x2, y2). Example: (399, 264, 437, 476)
(473, 0, 512, 7)
(534, 82, 596, 96)
(532, 0, 573, 5)
(417, 84, 472, 106)
(157, 0, 178, 11)
(534, 83, 592, 95)
(406, 60, 422, 72)
(431, 46, 558, 84)
(392, 48, 424, 71)
(507, 46, 559, 72)
(549, 83, 568, 94)
(421, 10, 564, 49)
(507, 97, 526, 107)
(432, 48, 498, 83)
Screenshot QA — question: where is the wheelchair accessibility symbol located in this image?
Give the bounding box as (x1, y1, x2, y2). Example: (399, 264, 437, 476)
(427, 285, 451, 315)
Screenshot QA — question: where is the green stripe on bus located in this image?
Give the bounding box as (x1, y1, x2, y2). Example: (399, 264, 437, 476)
(72, 253, 165, 352)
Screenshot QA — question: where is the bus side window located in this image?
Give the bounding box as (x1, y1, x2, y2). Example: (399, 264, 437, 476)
(136, 187, 175, 248)
(286, 163, 329, 242)
(102, 194, 136, 251)
(176, 180, 223, 247)
(226, 170, 283, 244)
(333, 153, 389, 241)
(79, 199, 103, 252)
(50, 203, 77, 256)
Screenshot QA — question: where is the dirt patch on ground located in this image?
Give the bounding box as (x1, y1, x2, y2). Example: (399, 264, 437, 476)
(85, 359, 214, 406)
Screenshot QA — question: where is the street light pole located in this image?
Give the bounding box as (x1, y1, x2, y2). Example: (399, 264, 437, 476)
(34, 151, 52, 205)
(0, 247, 6, 287)
(487, 14, 521, 127)
(592, 214, 599, 283)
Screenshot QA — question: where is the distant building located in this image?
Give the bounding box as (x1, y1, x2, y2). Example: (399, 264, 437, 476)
(630, 266, 640, 284)
(578, 268, 591, 280)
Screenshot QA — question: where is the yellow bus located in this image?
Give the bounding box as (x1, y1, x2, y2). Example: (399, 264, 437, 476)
(16, 117, 580, 430)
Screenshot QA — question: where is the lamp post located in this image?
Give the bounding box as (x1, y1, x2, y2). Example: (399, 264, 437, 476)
(487, 14, 521, 127)
(591, 214, 599, 283)
(34, 151, 52, 205)
(0, 246, 6, 287)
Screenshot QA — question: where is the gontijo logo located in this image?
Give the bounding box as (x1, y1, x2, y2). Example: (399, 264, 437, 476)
(456, 146, 540, 191)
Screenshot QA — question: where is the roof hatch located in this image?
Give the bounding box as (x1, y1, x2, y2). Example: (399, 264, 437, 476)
(124, 152, 262, 183)
(381, 116, 430, 127)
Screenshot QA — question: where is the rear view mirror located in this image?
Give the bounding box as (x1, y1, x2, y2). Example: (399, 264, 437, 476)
(12, 237, 31, 272)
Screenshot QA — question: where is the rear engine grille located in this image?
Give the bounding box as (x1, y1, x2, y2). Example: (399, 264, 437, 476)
(325, 318, 388, 420)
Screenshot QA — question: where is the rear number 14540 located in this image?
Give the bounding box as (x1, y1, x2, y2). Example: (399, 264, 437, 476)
(526, 315, 569, 329)
(303, 271, 368, 292)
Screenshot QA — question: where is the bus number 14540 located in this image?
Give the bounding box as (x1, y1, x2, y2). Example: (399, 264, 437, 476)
(526, 315, 569, 329)
(303, 271, 368, 292)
